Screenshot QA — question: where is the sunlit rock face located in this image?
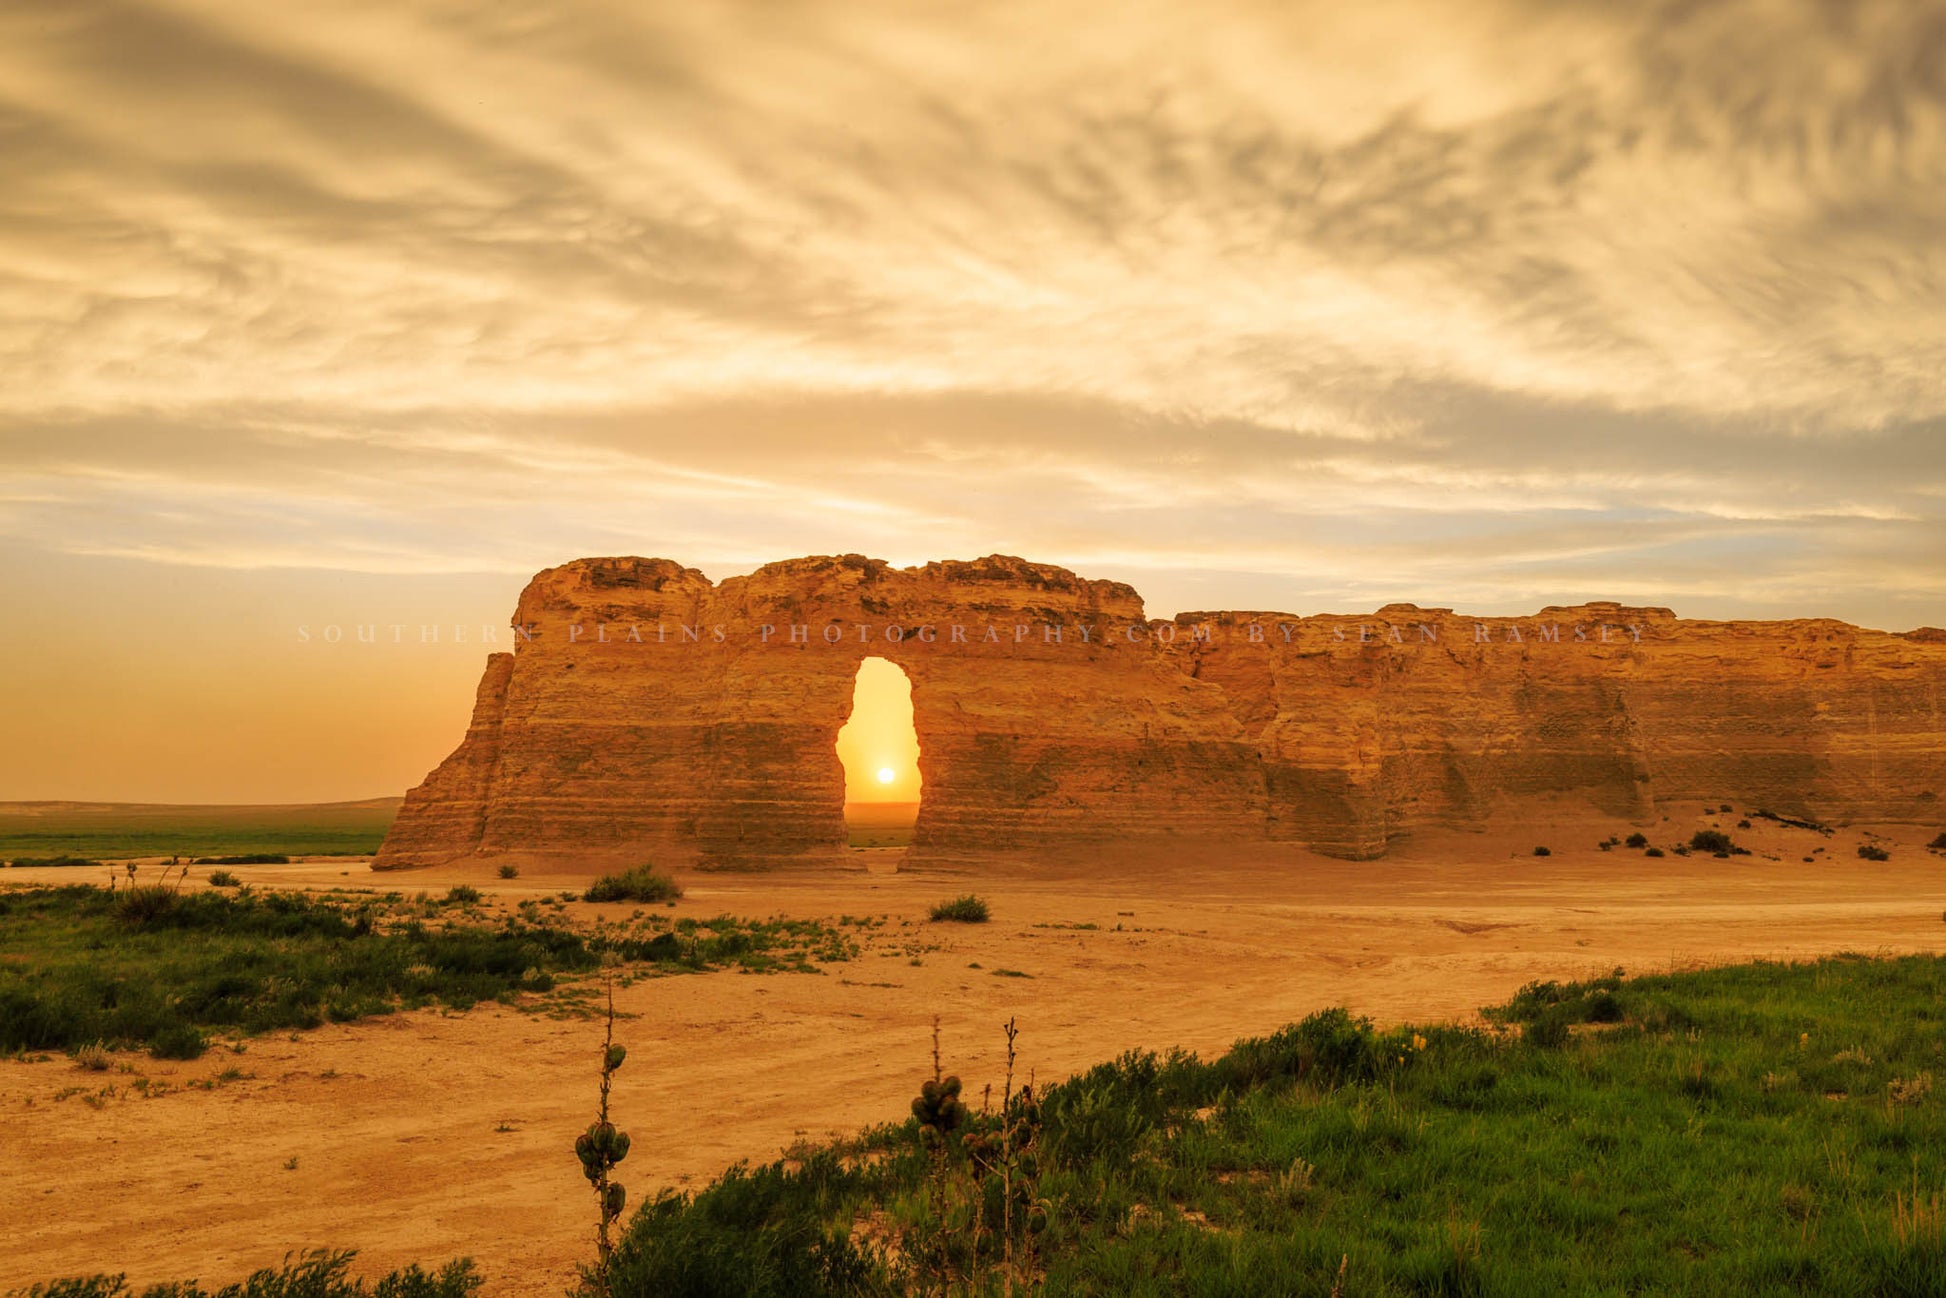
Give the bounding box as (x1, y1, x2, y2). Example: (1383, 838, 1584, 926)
(375, 554, 1267, 869)
(375, 556, 1946, 869)
(1164, 606, 1946, 859)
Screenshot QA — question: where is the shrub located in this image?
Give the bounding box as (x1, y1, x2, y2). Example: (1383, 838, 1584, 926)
(1532, 846, 1551, 857)
(150, 1023, 207, 1060)
(7, 855, 100, 868)
(1645, 847, 1666, 858)
(1690, 829, 1736, 855)
(497, 864, 520, 879)
(1526, 1011, 1571, 1048)
(115, 885, 178, 925)
(928, 895, 989, 923)
(601, 1157, 877, 1298)
(206, 870, 241, 888)
(1929, 832, 1946, 850)
(73, 1041, 111, 1071)
(1625, 832, 1649, 848)
(1041, 1078, 1152, 1168)
(1858, 844, 1890, 862)
(1218, 1007, 1381, 1092)
(1584, 989, 1625, 1023)
(585, 866, 682, 905)
(444, 885, 483, 905)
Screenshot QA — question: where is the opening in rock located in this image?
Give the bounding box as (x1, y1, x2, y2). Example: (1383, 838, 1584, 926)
(836, 656, 921, 848)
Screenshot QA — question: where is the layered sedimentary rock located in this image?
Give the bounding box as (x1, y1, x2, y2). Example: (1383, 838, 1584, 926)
(376, 556, 1946, 868)
(1165, 605, 1945, 858)
(377, 554, 1265, 868)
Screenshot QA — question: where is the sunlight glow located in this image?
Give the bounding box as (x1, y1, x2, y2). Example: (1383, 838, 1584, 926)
(835, 657, 923, 805)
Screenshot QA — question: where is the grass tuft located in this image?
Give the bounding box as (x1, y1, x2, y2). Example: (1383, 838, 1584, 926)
(585, 866, 683, 905)
(15, 1248, 480, 1297)
(928, 895, 990, 923)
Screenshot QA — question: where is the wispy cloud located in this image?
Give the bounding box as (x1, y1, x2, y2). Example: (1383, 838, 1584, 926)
(0, 0, 1941, 628)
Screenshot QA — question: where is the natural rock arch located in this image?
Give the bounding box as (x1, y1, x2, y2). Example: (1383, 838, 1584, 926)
(374, 554, 1946, 870)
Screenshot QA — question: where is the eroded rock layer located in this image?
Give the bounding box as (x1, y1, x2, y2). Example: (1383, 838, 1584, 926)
(375, 557, 1946, 868)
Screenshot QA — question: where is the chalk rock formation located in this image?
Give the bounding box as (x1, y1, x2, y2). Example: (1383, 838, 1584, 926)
(377, 555, 1264, 868)
(1166, 605, 1946, 858)
(376, 556, 1946, 868)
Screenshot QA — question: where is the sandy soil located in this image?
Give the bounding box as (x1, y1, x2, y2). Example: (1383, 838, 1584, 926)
(4, 813, 1943, 1293)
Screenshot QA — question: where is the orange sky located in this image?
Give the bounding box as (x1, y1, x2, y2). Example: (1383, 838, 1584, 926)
(0, 1, 1942, 801)
(834, 658, 923, 804)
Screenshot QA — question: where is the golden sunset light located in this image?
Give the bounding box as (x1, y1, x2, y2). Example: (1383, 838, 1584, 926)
(0, 0, 1942, 804)
(834, 656, 922, 806)
(4, 6, 1946, 1293)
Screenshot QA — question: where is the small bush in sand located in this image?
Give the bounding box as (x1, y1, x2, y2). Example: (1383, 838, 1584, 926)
(444, 885, 483, 905)
(1857, 844, 1889, 862)
(1645, 847, 1666, 858)
(1625, 832, 1649, 849)
(1927, 832, 1946, 850)
(585, 865, 682, 905)
(1690, 829, 1743, 856)
(497, 864, 520, 879)
(72, 1042, 111, 1072)
(150, 1023, 207, 1061)
(1531, 846, 1551, 858)
(206, 869, 241, 888)
(929, 894, 990, 923)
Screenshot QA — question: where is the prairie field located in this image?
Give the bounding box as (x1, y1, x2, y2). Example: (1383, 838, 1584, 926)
(2, 808, 1944, 1295)
(0, 799, 401, 863)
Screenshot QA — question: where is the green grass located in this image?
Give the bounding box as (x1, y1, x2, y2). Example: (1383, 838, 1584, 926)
(592, 954, 1946, 1296)
(0, 800, 398, 861)
(928, 895, 990, 923)
(0, 884, 854, 1059)
(14, 1248, 479, 1297)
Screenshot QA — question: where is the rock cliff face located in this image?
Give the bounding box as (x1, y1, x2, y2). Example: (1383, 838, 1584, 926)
(1164, 605, 1945, 858)
(375, 556, 1946, 869)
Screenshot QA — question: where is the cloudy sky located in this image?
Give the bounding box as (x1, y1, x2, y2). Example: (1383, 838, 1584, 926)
(2, 0, 1943, 800)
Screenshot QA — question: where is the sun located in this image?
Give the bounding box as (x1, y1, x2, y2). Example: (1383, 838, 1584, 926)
(876, 766, 896, 785)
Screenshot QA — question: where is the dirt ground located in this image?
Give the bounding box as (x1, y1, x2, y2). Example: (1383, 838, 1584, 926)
(4, 812, 1944, 1294)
